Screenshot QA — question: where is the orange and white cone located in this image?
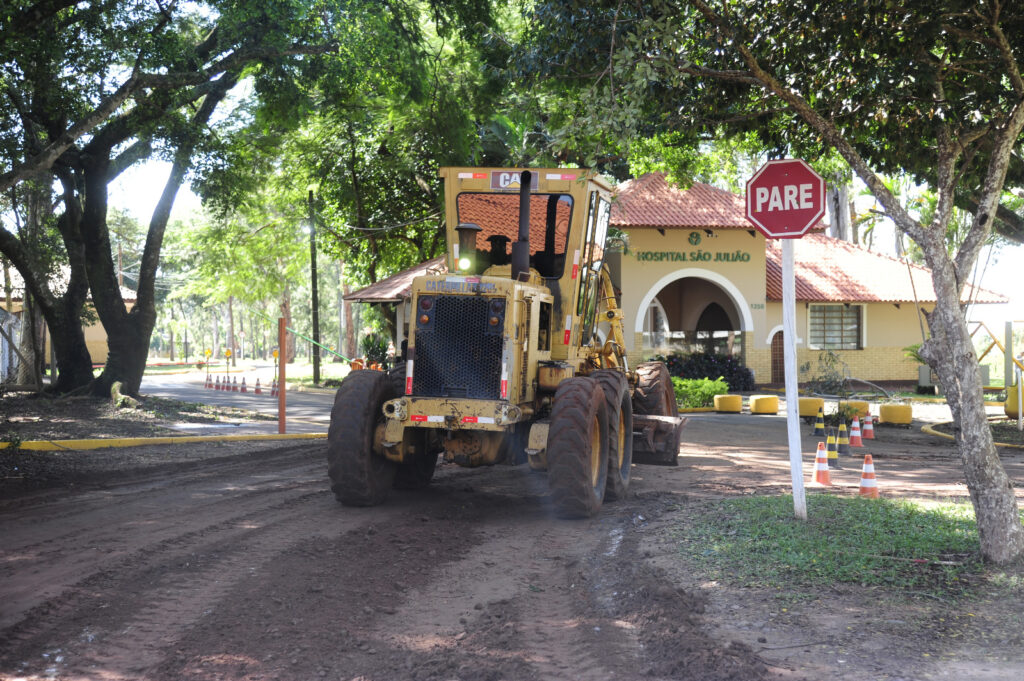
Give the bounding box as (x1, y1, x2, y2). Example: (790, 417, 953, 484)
(811, 442, 831, 486)
(254, 378, 262, 395)
(214, 376, 221, 391)
(850, 416, 864, 447)
(240, 377, 247, 393)
(270, 380, 278, 397)
(863, 414, 875, 440)
(232, 376, 239, 392)
(205, 374, 212, 389)
(859, 454, 879, 498)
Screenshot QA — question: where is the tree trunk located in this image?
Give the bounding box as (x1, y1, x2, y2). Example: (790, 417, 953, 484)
(228, 295, 236, 367)
(16, 292, 40, 387)
(919, 245, 1024, 563)
(341, 263, 356, 359)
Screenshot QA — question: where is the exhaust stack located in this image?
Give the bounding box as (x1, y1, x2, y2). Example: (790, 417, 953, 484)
(511, 170, 531, 281)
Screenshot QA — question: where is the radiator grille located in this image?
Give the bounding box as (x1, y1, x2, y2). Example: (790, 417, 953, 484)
(413, 295, 504, 400)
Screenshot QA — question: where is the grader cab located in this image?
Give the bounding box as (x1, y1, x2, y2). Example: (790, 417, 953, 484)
(327, 167, 686, 517)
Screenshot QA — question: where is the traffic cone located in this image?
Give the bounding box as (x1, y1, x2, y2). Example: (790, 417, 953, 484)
(270, 379, 278, 397)
(812, 407, 825, 436)
(811, 442, 831, 486)
(859, 454, 879, 498)
(837, 422, 851, 456)
(826, 428, 841, 469)
(254, 378, 262, 395)
(214, 376, 221, 391)
(863, 414, 875, 440)
(850, 416, 864, 447)
(232, 376, 239, 392)
(205, 374, 212, 389)
(240, 377, 247, 393)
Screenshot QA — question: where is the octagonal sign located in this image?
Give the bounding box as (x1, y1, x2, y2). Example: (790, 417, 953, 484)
(745, 159, 825, 239)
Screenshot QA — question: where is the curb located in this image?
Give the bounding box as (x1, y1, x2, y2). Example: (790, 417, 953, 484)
(0, 432, 327, 452)
(921, 422, 1024, 449)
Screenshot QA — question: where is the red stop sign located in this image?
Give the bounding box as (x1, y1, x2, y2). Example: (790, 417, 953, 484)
(745, 159, 825, 239)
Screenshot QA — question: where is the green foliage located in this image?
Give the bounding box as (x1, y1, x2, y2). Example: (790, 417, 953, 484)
(658, 352, 754, 392)
(677, 495, 1012, 596)
(903, 343, 927, 366)
(671, 375, 729, 409)
(360, 333, 389, 365)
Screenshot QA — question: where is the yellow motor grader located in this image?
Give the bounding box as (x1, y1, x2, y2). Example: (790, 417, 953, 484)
(327, 167, 686, 517)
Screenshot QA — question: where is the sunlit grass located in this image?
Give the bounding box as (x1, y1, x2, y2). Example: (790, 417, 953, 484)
(676, 494, 1023, 596)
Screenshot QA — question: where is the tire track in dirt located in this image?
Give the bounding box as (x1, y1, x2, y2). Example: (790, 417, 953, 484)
(0, 446, 321, 631)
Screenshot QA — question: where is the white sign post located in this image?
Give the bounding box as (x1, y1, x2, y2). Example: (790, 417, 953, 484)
(781, 240, 806, 520)
(746, 159, 826, 521)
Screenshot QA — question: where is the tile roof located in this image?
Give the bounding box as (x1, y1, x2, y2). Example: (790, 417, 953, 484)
(457, 192, 571, 253)
(611, 173, 752, 229)
(765, 233, 1007, 304)
(345, 256, 447, 303)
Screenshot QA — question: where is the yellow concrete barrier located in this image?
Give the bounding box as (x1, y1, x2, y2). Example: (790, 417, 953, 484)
(750, 394, 779, 414)
(879, 403, 913, 424)
(714, 394, 743, 413)
(798, 397, 825, 417)
(1007, 384, 1021, 418)
(839, 400, 870, 418)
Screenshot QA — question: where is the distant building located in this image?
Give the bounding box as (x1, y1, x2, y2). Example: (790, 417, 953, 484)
(347, 172, 1006, 386)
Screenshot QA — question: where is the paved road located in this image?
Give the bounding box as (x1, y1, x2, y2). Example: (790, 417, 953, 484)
(140, 368, 336, 435)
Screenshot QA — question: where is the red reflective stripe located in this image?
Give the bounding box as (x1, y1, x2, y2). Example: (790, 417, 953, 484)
(411, 414, 427, 422)
(462, 416, 478, 423)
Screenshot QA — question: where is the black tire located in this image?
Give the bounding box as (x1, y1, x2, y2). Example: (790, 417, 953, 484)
(633, 361, 676, 416)
(393, 431, 441, 489)
(592, 369, 633, 501)
(327, 370, 397, 506)
(546, 377, 609, 518)
(387, 365, 407, 396)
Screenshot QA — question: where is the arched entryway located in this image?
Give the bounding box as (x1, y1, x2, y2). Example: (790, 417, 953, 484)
(637, 269, 752, 358)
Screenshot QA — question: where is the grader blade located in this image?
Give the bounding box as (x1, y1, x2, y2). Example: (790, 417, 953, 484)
(631, 414, 688, 466)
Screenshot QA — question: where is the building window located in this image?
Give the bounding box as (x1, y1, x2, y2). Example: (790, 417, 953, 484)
(809, 304, 862, 350)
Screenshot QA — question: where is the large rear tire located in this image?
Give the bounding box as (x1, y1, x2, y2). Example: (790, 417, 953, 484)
(591, 369, 632, 501)
(327, 370, 397, 506)
(633, 361, 676, 416)
(547, 377, 609, 518)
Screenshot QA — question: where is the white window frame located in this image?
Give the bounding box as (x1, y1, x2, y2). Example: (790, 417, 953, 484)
(807, 303, 864, 350)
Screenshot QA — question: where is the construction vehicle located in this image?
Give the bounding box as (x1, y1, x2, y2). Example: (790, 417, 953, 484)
(327, 167, 686, 517)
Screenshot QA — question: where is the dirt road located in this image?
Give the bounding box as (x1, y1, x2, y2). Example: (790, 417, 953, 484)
(1, 410, 1022, 681)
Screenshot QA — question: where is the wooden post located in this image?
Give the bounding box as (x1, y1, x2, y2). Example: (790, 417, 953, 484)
(278, 317, 286, 434)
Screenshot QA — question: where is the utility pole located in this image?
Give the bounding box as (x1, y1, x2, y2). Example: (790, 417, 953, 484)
(309, 189, 321, 384)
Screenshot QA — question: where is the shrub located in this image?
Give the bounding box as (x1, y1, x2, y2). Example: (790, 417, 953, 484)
(360, 334, 389, 366)
(671, 376, 730, 409)
(657, 352, 754, 392)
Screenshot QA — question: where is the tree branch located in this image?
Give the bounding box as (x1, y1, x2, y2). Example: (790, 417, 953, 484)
(686, 0, 927, 244)
(954, 96, 1024, 278)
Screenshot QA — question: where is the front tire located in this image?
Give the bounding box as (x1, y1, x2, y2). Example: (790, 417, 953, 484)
(547, 377, 609, 518)
(591, 369, 633, 501)
(633, 361, 676, 416)
(327, 370, 397, 506)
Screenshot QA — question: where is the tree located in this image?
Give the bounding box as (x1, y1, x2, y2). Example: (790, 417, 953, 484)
(516, 0, 1024, 562)
(1, 1, 344, 395)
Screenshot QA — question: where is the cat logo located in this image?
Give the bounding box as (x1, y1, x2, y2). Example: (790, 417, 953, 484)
(490, 171, 540, 191)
